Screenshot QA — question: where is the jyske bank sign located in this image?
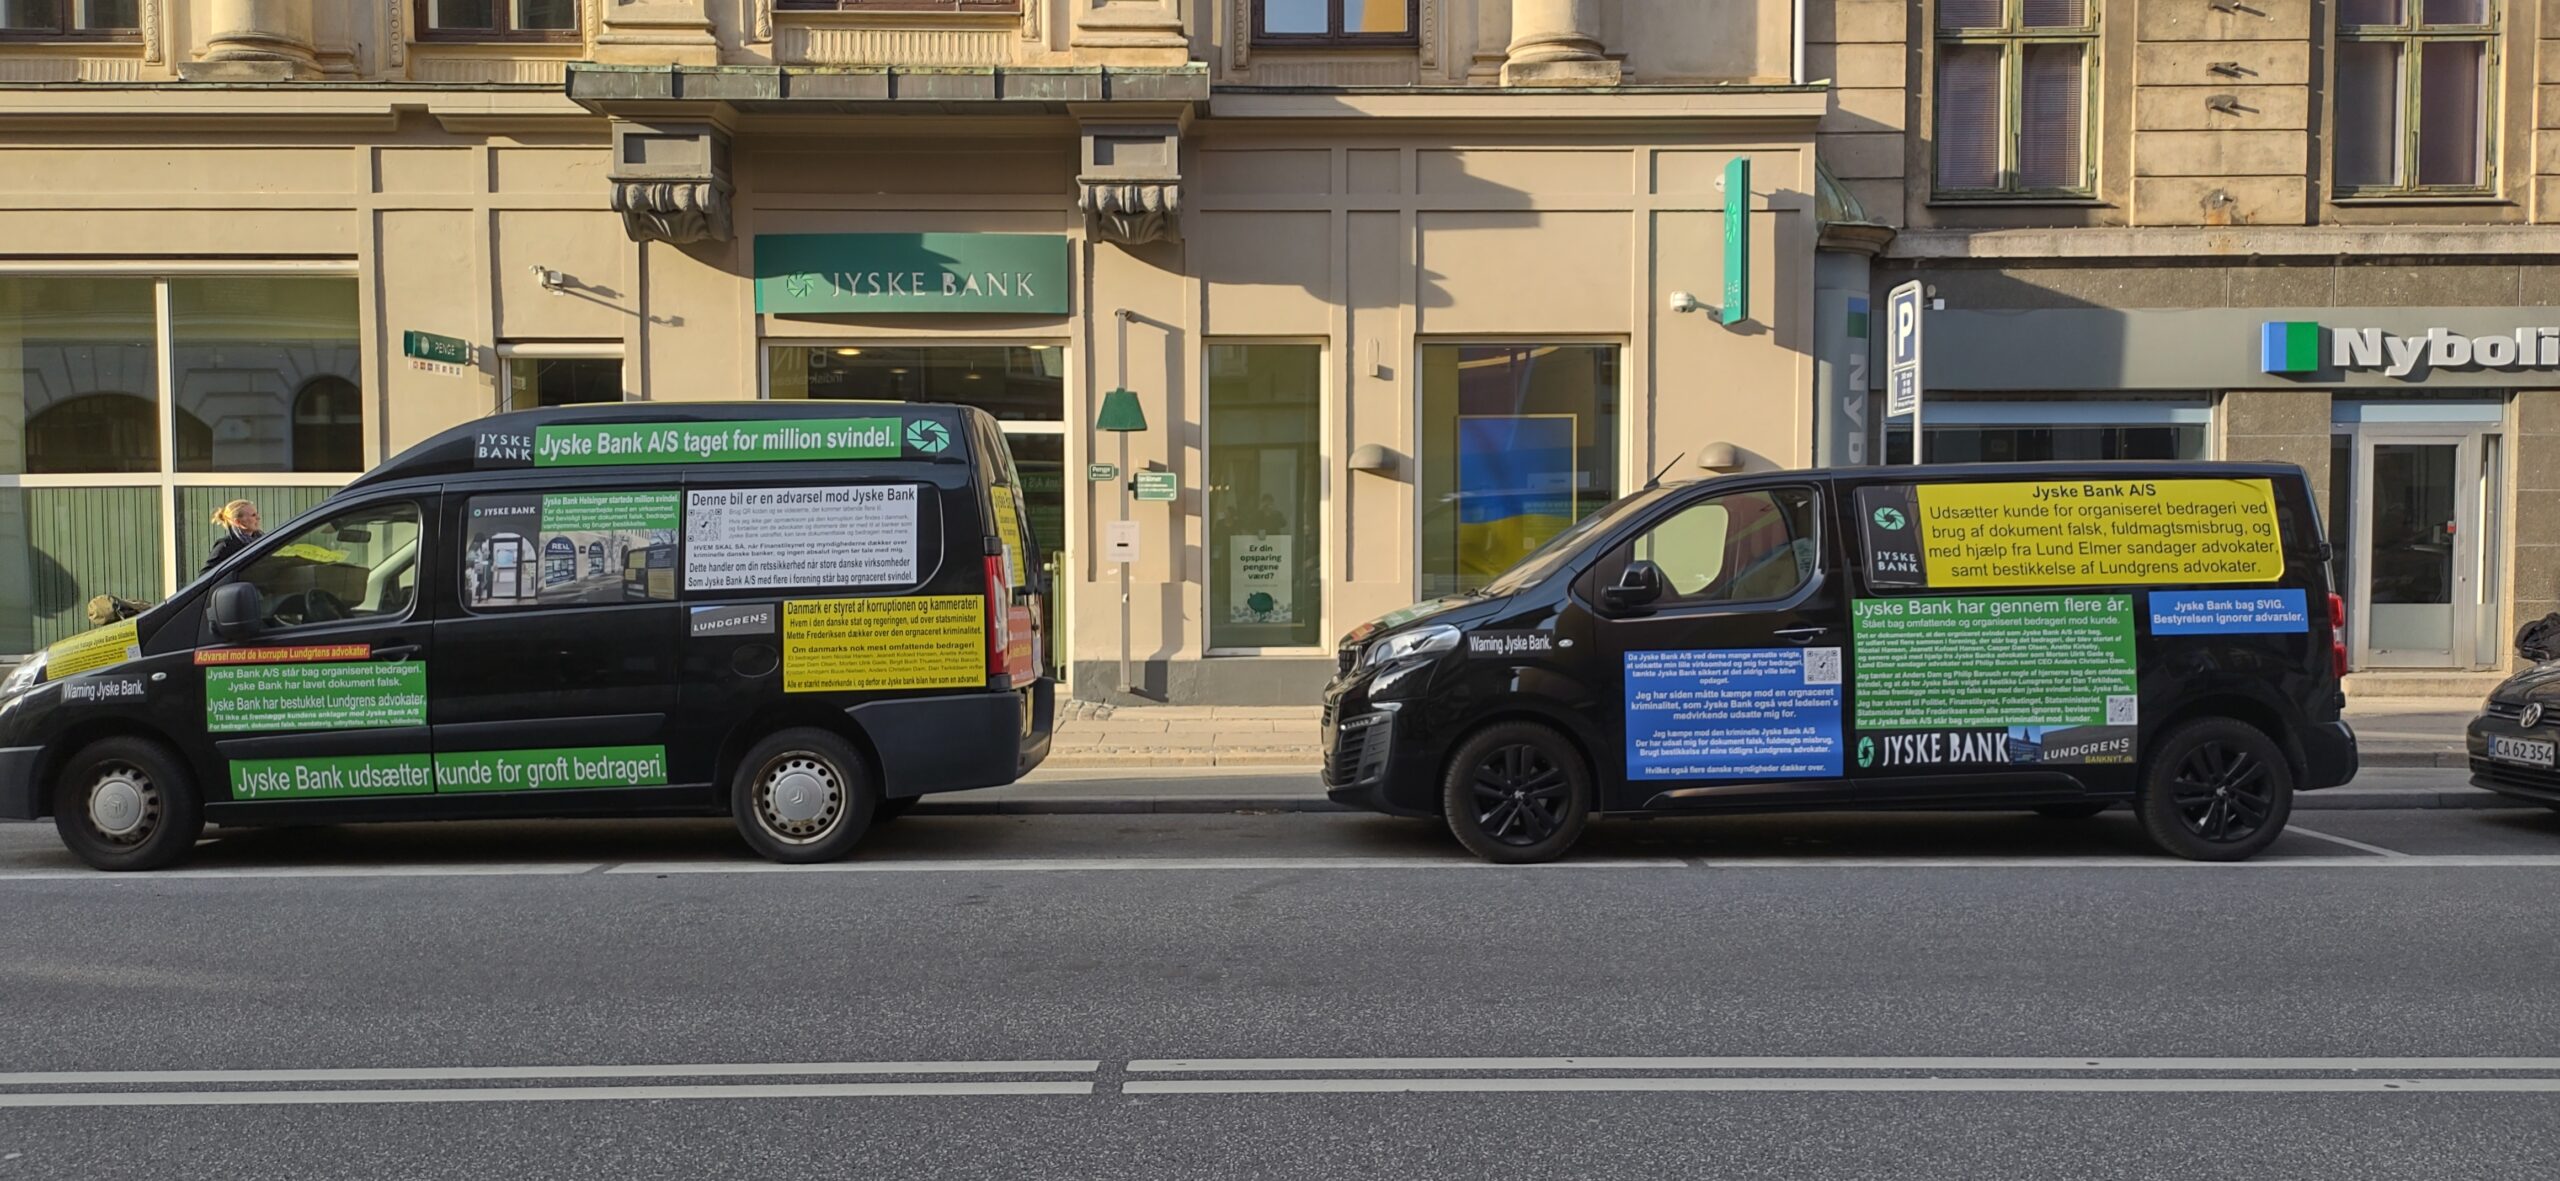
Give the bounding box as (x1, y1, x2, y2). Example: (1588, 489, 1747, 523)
(2262, 320, 2560, 379)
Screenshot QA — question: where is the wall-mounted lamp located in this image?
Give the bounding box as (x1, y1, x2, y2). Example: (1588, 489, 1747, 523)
(530, 265, 572, 296)
(1349, 443, 1400, 476)
(1695, 441, 1743, 473)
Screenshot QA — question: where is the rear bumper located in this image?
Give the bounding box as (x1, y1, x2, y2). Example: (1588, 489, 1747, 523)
(2297, 720, 2360, 789)
(852, 678, 1053, 800)
(0, 744, 38, 820)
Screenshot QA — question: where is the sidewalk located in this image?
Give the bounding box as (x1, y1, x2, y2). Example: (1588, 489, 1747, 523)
(1047, 695, 2484, 771)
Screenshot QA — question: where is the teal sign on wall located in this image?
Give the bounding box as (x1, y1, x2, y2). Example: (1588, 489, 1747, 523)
(754, 233, 1072, 315)
(1721, 157, 1750, 326)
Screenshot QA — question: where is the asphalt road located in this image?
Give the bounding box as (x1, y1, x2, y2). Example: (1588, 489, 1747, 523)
(2, 767, 2559, 1179)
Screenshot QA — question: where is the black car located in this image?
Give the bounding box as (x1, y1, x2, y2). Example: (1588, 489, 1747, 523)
(2466, 661, 2560, 807)
(1322, 461, 2360, 863)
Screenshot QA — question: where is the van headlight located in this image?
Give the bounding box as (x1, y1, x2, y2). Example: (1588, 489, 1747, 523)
(1362, 624, 1461, 670)
(0, 652, 46, 700)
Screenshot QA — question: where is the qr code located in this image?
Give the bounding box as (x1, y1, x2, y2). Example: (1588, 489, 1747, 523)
(2106, 694, 2138, 725)
(1803, 647, 1843, 686)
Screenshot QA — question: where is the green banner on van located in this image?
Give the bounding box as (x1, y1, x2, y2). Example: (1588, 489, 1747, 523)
(533, 419, 902, 467)
(230, 753, 435, 801)
(433, 746, 669, 793)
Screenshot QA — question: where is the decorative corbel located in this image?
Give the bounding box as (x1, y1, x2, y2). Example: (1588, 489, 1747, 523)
(1078, 118, 1185, 247)
(608, 122, 736, 245)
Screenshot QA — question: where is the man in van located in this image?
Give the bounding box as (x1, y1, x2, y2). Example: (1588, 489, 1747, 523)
(1321, 463, 2357, 863)
(0, 402, 1053, 871)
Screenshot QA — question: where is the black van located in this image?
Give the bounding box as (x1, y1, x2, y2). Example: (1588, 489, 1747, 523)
(1321, 462, 2358, 863)
(0, 402, 1053, 870)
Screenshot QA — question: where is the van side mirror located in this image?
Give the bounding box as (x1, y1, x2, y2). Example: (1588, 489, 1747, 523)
(1604, 560, 1666, 613)
(208, 583, 262, 642)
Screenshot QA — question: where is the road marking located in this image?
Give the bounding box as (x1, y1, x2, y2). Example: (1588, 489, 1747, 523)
(1129, 1055, 2560, 1073)
(0, 864, 603, 881)
(1123, 1076, 2560, 1095)
(2283, 825, 2411, 858)
(605, 857, 1690, 875)
(0, 1061, 1099, 1087)
(1695, 855, 2560, 868)
(0, 1082, 1094, 1108)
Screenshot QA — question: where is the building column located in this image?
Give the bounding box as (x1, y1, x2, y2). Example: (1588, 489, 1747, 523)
(1070, 0, 1191, 66)
(1501, 0, 1617, 86)
(178, 0, 317, 80)
(594, 0, 720, 67)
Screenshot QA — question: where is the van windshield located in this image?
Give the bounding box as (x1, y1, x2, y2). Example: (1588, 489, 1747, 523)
(1476, 486, 1678, 597)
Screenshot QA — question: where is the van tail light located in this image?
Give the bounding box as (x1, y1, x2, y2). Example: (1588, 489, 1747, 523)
(2328, 593, 2349, 678)
(985, 555, 1010, 680)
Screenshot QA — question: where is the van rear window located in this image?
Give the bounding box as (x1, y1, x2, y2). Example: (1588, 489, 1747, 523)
(1855, 477, 2286, 591)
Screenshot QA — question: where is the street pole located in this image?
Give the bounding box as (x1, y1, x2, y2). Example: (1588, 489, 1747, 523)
(1115, 309, 1133, 697)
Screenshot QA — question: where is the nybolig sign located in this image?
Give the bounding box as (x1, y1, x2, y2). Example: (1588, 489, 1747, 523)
(754, 233, 1072, 315)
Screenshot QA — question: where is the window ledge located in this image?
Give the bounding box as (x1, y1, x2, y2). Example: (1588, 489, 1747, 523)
(1926, 196, 2107, 208)
(2330, 194, 2511, 207)
(1246, 42, 1423, 54)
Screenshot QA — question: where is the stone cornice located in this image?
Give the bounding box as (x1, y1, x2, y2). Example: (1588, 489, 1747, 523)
(1890, 225, 2560, 262)
(0, 85, 590, 132)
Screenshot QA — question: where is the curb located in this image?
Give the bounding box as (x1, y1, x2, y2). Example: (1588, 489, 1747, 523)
(1049, 751, 2471, 770)
(915, 787, 2523, 816)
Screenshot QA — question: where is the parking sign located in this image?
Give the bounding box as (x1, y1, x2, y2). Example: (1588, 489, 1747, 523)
(1886, 281, 1924, 461)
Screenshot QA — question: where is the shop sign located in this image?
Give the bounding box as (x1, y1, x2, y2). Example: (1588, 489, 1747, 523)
(1133, 471, 1179, 502)
(402, 330, 470, 375)
(2262, 320, 2560, 379)
(1087, 462, 1120, 482)
(754, 233, 1072, 315)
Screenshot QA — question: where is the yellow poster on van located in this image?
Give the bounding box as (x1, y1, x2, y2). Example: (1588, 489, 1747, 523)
(781, 596, 985, 693)
(44, 618, 140, 679)
(989, 486, 1025, 586)
(1909, 478, 2283, 588)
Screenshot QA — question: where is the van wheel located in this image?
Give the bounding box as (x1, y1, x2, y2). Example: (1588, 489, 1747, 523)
(53, 737, 204, 872)
(2032, 801, 2111, 819)
(1441, 722, 1592, 865)
(2136, 719, 2294, 862)
(730, 728, 877, 864)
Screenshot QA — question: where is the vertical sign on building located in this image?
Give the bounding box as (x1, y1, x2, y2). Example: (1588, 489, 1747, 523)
(1886, 280, 1925, 463)
(1721, 157, 1751, 326)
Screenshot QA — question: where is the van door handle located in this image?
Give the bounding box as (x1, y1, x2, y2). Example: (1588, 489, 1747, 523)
(373, 644, 421, 661)
(1774, 626, 1829, 644)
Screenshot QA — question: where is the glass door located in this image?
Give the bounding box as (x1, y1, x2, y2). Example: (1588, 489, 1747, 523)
(2351, 426, 2498, 668)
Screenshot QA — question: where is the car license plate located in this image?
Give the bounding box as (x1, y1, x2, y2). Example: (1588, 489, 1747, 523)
(2489, 734, 2557, 768)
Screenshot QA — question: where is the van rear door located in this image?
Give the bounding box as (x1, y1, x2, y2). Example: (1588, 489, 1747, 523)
(1577, 479, 1847, 812)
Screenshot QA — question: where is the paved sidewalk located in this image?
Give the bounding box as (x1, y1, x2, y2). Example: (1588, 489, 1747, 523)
(1048, 695, 2486, 770)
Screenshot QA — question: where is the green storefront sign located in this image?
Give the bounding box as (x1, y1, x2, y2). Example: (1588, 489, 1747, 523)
(401, 330, 469, 364)
(206, 663, 428, 734)
(1133, 471, 1179, 502)
(533, 419, 902, 467)
(754, 233, 1072, 315)
(1851, 594, 2136, 730)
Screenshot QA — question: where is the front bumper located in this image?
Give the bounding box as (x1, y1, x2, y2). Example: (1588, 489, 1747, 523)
(2467, 709, 2560, 804)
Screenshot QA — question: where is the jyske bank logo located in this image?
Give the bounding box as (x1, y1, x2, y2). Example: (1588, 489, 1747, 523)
(1871, 506, 1906, 531)
(905, 419, 951, 454)
(1856, 737, 1877, 768)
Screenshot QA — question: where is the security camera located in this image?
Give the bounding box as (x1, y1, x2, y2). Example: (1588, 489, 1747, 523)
(1668, 291, 1702, 314)
(530, 266, 569, 295)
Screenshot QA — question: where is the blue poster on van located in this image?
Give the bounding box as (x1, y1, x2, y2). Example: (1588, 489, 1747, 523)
(2148, 588, 2309, 635)
(1626, 647, 1843, 780)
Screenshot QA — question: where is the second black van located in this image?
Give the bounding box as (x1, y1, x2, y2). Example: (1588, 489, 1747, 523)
(1321, 462, 2358, 863)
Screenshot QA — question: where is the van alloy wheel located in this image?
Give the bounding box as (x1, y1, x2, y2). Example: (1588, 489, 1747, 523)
(84, 763, 161, 845)
(752, 753, 844, 845)
(1469, 744, 1571, 847)
(2168, 740, 2273, 843)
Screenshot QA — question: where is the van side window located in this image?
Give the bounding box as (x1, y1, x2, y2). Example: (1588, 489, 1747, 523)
(1630, 487, 1820, 605)
(460, 491, 682, 611)
(233, 502, 424, 629)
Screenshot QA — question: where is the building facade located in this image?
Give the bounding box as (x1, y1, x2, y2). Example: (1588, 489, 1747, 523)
(1811, 0, 2560, 693)
(0, 0, 1830, 703)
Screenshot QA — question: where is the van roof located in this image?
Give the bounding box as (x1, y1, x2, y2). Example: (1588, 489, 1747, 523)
(347, 400, 983, 490)
(1820, 459, 2308, 482)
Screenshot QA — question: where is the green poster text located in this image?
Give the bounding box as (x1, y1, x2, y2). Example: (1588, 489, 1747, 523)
(433, 746, 671, 794)
(230, 754, 434, 801)
(1852, 594, 2136, 730)
(205, 663, 427, 734)
(533, 420, 902, 467)
(540, 491, 681, 532)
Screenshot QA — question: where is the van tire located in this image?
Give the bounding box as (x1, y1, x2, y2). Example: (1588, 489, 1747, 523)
(1441, 722, 1592, 865)
(2136, 718, 2294, 862)
(52, 736, 204, 872)
(730, 727, 877, 864)
(2032, 801, 2111, 819)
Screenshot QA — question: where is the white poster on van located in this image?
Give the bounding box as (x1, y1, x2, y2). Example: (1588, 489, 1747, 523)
(685, 485, 918, 591)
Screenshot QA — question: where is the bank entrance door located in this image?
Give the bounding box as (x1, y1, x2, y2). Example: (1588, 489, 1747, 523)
(2339, 420, 2504, 669)
(765, 344, 1069, 676)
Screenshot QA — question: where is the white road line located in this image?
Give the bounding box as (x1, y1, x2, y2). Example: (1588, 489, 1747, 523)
(0, 1082, 1094, 1108)
(0, 1061, 1099, 1087)
(1697, 855, 2560, 868)
(1123, 1076, 2560, 1096)
(1128, 1056, 2560, 1073)
(605, 857, 1690, 875)
(0, 864, 602, 881)
(2283, 825, 2413, 858)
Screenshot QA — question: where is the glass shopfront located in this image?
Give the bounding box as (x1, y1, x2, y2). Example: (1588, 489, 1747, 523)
(1418, 344, 1622, 598)
(0, 273, 364, 652)
(1206, 343, 1323, 651)
(2332, 400, 2507, 670)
